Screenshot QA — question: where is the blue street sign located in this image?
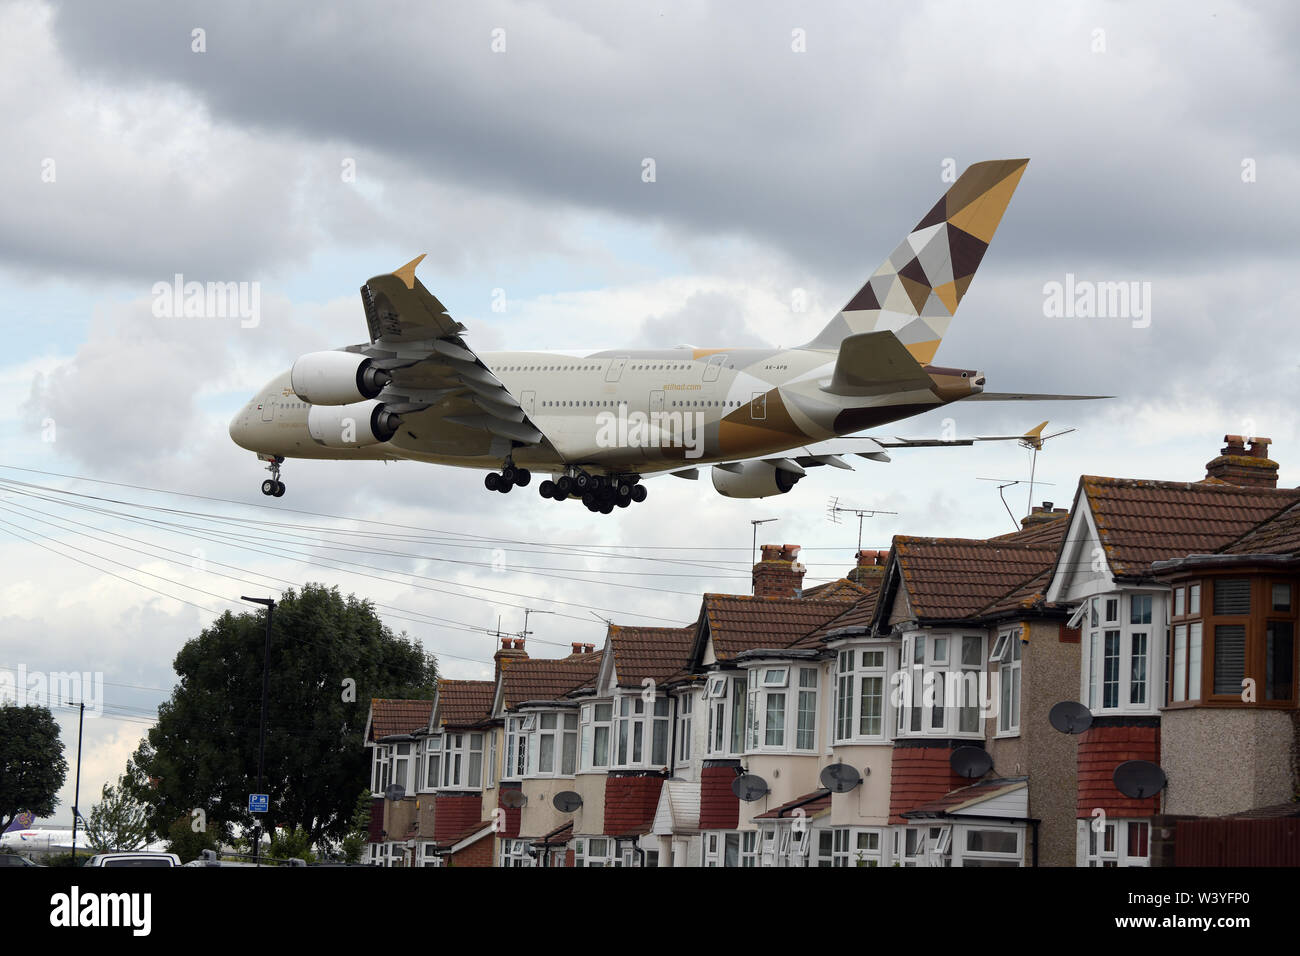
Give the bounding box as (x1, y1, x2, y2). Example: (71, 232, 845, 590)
(249, 793, 269, 814)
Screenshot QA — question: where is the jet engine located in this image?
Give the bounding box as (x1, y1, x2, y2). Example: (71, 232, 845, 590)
(711, 461, 803, 498)
(307, 400, 402, 447)
(291, 350, 391, 405)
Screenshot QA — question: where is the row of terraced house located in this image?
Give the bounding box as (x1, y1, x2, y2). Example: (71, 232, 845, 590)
(362, 434, 1300, 866)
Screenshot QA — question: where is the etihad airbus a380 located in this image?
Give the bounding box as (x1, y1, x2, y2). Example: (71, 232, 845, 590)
(229, 159, 1103, 513)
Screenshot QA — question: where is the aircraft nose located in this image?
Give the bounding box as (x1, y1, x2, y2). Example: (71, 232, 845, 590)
(229, 408, 249, 448)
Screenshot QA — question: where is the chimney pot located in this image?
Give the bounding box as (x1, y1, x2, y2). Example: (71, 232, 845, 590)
(571, 642, 583, 654)
(1206, 432, 1278, 488)
(501, 637, 511, 650)
(584, 643, 596, 653)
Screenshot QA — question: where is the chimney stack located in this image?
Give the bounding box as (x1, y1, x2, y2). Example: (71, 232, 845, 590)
(752, 543, 806, 598)
(1020, 501, 1069, 529)
(494, 636, 528, 683)
(847, 549, 887, 588)
(1204, 434, 1278, 489)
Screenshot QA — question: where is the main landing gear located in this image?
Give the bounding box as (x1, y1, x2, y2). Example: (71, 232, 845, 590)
(259, 456, 286, 497)
(485, 461, 532, 494)
(537, 469, 648, 514)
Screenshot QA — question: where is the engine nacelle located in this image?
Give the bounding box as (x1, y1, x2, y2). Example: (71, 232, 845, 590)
(711, 461, 802, 499)
(291, 350, 391, 405)
(307, 400, 402, 447)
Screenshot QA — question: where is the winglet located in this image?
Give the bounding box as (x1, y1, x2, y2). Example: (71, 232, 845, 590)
(392, 254, 427, 290)
(1021, 420, 1049, 449)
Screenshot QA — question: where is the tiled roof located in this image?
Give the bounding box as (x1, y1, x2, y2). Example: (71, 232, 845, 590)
(434, 819, 494, 850)
(796, 588, 881, 647)
(701, 594, 850, 660)
(979, 567, 1054, 618)
(434, 680, 494, 728)
(1222, 501, 1300, 556)
(893, 536, 1061, 621)
(607, 625, 695, 687)
(989, 512, 1070, 546)
(1081, 476, 1300, 578)
(532, 821, 574, 844)
(605, 775, 665, 836)
(368, 698, 433, 742)
(753, 789, 832, 820)
(500, 652, 601, 708)
(901, 777, 1027, 818)
(801, 578, 870, 601)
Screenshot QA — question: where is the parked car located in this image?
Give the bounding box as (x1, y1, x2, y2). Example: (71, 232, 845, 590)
(83, 851, 182, 867)
(0, 853, 41, 867)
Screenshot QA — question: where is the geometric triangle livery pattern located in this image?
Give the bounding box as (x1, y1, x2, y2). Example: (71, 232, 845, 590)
(807, 159, 1029, 364)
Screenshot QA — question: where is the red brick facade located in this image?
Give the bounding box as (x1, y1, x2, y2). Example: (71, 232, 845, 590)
(888, 742, 971, 824)
(699, 763, 741, 830)
(1076, 719, 1161, 818)
(448, 832, 494, 868)
(367, 796, 384, 842)
(604, 774, 664, 835)
(433, 793, 484, 843)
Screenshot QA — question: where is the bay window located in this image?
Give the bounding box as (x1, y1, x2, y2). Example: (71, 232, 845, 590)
(1082, 818, 1149, 867)
(897, 633, 985, 738)
(1081, 592, 1163, 715)
(991, 629, 1022, 735)
(423, 736, 441, 790)
(834, 646, 888, 742)
(504, 716, 529, 780)
(613, 695, 671, 768)
(676, 693, 693, 762)
(441, 732, 484, 789)
(370, 745, 390, 793)
(703, 830, 757, 867)
(704, 673, 748, 757)
(528, 711, 578, 777)
(955, 825, 1022, 867)
(745, 663, 818, 753)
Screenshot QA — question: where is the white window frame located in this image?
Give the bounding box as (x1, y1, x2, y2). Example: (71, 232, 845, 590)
(897, 632, 986, 739)
(370, 745, 390, 793)
(1081, 591, 1164, 716)
(504, 716, 529, 780)
(528, 709, 579, 778)
(612, 693, 671, 769)
(1081, 818, 1151, 867)
(580, 701, 613, 771)
(422, 735, 442, 792)
(996, 628, 1022, 737)
(440, 732, 485, 790)
(833, 645, 890, 743)
(676, 693, 693, 762)
(743, 662, 819, 754)
(954, 824, 1023, 867)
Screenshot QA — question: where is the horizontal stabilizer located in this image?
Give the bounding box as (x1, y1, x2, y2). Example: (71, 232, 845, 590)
(821, 331, 934, 396)
(963, 392, 1112, 401)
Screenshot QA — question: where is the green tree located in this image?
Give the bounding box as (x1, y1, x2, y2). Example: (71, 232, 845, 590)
(266, 825, 317, 863)
(340, 789, 372, 864)
(128, 584, 435, 847)
(164, 813, 218, 863)
(84, 775, 151, 852)
(0, 704, 69, 831)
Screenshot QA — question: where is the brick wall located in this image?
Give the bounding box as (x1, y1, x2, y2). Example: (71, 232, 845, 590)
(434, 793, 484, 843)
(888, 741, 970, 824)
(449, 833, 494, 868)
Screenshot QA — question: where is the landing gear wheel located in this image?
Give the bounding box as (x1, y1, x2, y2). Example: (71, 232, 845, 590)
(272, 481, 286, 497)
(502, 465, 517, 485)
(615, 481, 632, 499)
(616, 496, 631, 508)
(485, 472, 501, 491)
(631, 485, 648, 503)
(514, 468, 531, 487)
(497, 478, 512, 494)
(261, 479, 277, 496)
(600, 501, 614, 514)
(582, 491, 597, 508)
(556, 476, 574, 496)
(575, 472, 591, 490)
(539, 479, 555, 499)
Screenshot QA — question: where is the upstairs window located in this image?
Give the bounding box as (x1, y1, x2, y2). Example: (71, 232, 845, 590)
(1083, 592, 1163, 715)
(745, 663, 818, 753)
(441, 733, 484, 790)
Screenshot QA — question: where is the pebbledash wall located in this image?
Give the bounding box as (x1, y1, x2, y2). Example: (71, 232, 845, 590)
(1160, 709, 1296, 816)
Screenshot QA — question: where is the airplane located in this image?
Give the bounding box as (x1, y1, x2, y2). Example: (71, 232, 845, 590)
(229, 158, 1106, 513)
(1, 812, 170, 856)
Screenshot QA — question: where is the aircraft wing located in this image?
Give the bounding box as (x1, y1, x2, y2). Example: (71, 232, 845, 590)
(672, 422, 1069, 477)
(355, 255, 555, 455)
(961, 392, 1112, 401)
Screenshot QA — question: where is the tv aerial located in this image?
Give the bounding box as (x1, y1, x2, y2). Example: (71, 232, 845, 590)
(819, 763, 863, 794)
(552, 791, 584, 813)
(731, 773, 770, 802)
(1048, 700, 1094, 735)
(950, 746, 993, 779)
(1113, 760, 1168, 799)
(826, 497, 899, 551)
(978, 421, 1074, 530)
(499, 790, 528, 809)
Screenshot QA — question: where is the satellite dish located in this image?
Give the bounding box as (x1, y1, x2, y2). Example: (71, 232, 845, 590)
(499, 790, 527, 809)
(552, 791, 583, 813)
(383, 785, 406, 801)
(950, 746, 993, 779)
(1113, 760, 1167, 799)
(1049, 700, 1093, 735)
(731, 773, 770, 802)
(819, 763, 862, 794)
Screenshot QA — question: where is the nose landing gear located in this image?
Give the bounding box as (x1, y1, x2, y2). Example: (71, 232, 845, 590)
(258, 455, 286, 497)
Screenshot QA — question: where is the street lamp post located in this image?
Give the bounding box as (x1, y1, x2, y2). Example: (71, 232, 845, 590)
(241, 595, 276, 866)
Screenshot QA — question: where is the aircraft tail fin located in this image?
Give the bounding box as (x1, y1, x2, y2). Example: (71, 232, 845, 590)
(4, 811, 34, 832)
(805, 159, 1029, 361)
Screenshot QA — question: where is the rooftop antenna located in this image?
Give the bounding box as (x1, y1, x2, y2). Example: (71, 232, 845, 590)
(1018, 421, 1075, 519)
(826, 497, 898, 551)
(750, 518, 778, 572)
(520, 607, 554, 642)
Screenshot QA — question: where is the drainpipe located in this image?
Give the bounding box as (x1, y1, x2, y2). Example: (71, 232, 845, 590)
(668, 692, 678, 776)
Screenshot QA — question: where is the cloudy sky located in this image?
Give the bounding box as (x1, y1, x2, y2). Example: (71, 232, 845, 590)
(2, 0, 1296, 824)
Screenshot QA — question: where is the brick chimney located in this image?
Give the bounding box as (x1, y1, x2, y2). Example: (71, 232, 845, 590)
(1204, 435, 1278, 489)
(753, 543, 806, 598)
(494, 636, 528, 683)
(847, 549, 887, 588)
(1020, 501, 1069, 529)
